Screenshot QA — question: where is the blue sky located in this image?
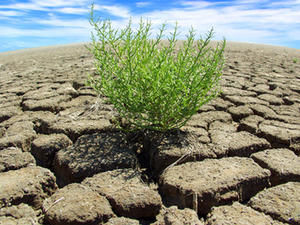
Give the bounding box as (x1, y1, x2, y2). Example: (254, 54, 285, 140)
(0, 0, 299, 52)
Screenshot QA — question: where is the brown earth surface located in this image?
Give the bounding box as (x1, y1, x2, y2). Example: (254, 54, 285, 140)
(0, 42, 299, 225)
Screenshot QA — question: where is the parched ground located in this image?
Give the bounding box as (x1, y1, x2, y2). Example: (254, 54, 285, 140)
(0, 42, 299, 225)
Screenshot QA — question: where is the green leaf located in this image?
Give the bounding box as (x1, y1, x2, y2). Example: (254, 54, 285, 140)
(87, 6, 226, 132)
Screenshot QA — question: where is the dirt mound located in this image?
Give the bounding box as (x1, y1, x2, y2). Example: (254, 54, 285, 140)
(0, 42, 299, 224)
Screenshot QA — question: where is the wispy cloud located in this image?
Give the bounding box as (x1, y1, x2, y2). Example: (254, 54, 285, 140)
(56, 7, 89, 14)
(133, 0, 300, 45)
(36, 18, 90, 28)
(0, 25, 90, 38)
(94, 4, 130, 18)
(31, 0, 90, 7)
(0, 3, 45, 11)
(0, 0, 299, 52)
(0, 0, 91, 11)
(179, 1, 215, 9)
(0, 10, 24, 16)
(136, 1, 151, 8)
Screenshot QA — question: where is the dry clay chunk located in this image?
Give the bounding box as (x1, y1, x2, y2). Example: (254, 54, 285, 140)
(53, 132, 138, 186)
(0, 106, 22, 123)
(152, 206, 204, 225)
(187, 111, 232, 130)
(210, 130, 270, 157)
(209, 121, 270, 157)
(206, 202, 288, 225)
(104, 217, 140, 225)
(248, 182, 300, 225)
(0, 121, 36, 151)
(22, 95, 72, 112)
(48, 118, 111, 142)
(225, 95, 269, 106)
(228, 105, 254, 120)
(83, 169, 162, 219)
(0, 203, 39, 225)
(251, 148, 300, 185)
(159, 157, 271, 215)
(258, 120, 300, 147)
(0, 147, 35, 172)
(43, 183, 114, 225)
(149, 130, 216, 175)
(31, 133, 72, 168)
(239, 115, 265, 134)
(0, 166, 57, 209)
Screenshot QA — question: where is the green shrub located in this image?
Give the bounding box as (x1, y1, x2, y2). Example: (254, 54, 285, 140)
(87, 8, 226, 132)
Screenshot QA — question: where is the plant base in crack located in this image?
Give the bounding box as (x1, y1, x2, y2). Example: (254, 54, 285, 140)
(87, 5, 226, 132)
(124, 128, 190, 180)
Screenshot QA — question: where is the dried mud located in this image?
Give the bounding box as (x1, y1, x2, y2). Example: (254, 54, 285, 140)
(0, 42, 299, 225)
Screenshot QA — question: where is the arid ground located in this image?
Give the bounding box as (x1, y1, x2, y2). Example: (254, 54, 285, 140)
(0, 42, 299, 225)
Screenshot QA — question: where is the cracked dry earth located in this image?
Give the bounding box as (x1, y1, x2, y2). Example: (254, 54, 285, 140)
(0, 42, 299, 225)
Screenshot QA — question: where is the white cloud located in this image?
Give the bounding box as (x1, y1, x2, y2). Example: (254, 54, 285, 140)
(0, 3, 45, 11)
(136, 2, 151, 8)
(31, 0, 90, 7)
(0, 0, 299, 51)
(0, 25, 90, 38)
(56, 7, 89, 14)
(37, 17, 90, 28)
(0, 10, 24, 16)
(94, 4, 130, 18)
(214, 25, 275, 43)
(270, 0, 300, 6)
(235, 0, 269, 4)
(180, 1, 214, 9)
(130, 0, 300, 44)
(0, 0, 91, 11)
(0, 26, 25, 37)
